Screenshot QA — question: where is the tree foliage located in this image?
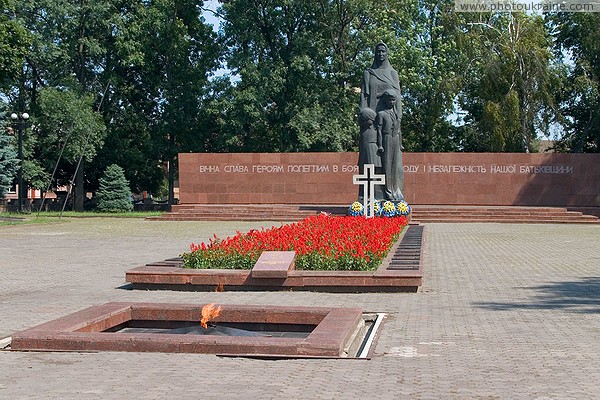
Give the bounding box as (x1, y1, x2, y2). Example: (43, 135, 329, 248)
(212, 0, 383, 152)
(12, 0, 118, 208)
(89, 0, 221, 200)
(1, 2, 598, 207)
(35, 88, 106, 183)
(0, 0, 30, 90)
(96, 164, 133, 212)
(459, 12, 556, 152)
(549, 13, 600, 152)
(377, 0, 470, 152)
(0, 105, 19, 199)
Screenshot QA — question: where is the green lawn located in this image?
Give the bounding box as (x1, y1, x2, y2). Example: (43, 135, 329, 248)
(0, 210, 163, 226)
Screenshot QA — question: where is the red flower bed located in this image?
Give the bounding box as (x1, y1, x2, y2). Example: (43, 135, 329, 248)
(182, 214, 408, 271)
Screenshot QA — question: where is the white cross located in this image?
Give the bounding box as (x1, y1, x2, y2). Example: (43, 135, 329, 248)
(352, 164, 385, 218)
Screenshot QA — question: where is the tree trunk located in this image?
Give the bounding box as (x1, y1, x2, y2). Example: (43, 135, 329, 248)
(74, 159, 85, 211)
(168, 132, 177, 209)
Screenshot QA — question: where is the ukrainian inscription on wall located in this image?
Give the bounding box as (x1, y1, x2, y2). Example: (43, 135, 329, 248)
(403, 164, 574, 174)
(199, 164, 358, 174)
(197, 163, 575, 176)
(178, 152, 599, 206)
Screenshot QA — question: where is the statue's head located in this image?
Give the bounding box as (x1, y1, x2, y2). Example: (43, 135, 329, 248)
(381, 89, 397, 107)
(358, 107, 376, 126)
(382, 88, 397, 98)
(374, 41, 388, 64)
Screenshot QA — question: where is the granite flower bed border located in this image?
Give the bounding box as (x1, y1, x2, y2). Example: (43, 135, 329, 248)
(125, 225, 424, 292)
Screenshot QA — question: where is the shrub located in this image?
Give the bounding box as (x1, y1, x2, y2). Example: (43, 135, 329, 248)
(96, 164, 133, 212)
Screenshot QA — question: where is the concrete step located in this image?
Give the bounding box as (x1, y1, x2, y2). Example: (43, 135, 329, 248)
(148, 205, 600, 223)
(147, 215, 304, 222)
(411, 206, 599, 224)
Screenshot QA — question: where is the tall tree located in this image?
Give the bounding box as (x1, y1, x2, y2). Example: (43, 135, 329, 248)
(0, 0, 30, 90)
(550, 13, 600, 153)
(214, 0, 471, 153)
(88, 0, 220, 203)
(0, 105, 19, 199)
(35, 87, 106, 193)
(459, 12, 556, 152)
(12, 0, 115, 209)
(386, 0, 469, 151)
(216, 0, 387, 152)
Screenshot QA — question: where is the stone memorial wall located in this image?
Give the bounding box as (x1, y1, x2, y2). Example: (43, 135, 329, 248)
(178, 152, 600, 207)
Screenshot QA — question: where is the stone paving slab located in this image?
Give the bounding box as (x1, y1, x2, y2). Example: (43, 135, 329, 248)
(1, 218, 599, 399)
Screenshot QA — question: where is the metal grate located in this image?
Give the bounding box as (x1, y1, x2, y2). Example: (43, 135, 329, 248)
(387, 225, 424, 270)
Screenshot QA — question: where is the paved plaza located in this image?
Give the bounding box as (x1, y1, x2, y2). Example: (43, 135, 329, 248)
(0, 218, 599, 399)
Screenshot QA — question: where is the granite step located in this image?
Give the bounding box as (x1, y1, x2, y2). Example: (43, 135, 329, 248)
(148, 205, 599, 223)
(410, 206, 599, 223)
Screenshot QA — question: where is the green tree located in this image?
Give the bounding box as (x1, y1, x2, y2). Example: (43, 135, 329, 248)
(459, 12, 556, 152)
(96, 164, 133, 212)
(0, 106, 19, 199)
(0, 0, 30, 90)
(87, 0, 220, 204)
(550, 13, 600, 153)
(212, 0, 473, 153)
(6, 1, 219, 205)
(384, 0, 470, 151)
(10, 0, 119, 209)
(35, 87, 106, 194)
(215, 0, 388, 153)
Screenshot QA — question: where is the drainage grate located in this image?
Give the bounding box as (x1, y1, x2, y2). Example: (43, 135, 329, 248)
(387, 225, 424, 270)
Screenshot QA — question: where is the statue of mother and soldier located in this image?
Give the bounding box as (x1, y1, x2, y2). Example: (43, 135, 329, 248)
(357, 41, 404, 202)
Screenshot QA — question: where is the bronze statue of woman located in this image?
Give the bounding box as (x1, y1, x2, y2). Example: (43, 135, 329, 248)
(359, 42, 402, 117)
(358, 42, 404, 201)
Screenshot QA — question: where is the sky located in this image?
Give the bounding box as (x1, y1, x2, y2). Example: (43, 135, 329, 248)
(202, 0, 237, 81)
(202, 0, 222, 33)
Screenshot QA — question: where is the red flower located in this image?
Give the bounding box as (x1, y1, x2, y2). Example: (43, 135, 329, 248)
(183, 215, 408, 271)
